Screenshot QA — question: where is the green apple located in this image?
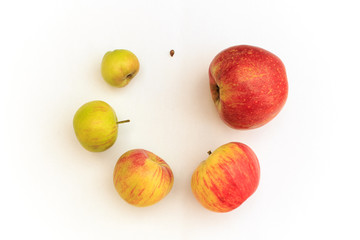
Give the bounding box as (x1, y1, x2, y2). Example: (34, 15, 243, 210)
(73, 100, 129, 152)
(101, 49, 140, 88)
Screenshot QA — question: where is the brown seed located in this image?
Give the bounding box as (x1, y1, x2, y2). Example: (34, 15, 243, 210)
(170, 49, 175, 57)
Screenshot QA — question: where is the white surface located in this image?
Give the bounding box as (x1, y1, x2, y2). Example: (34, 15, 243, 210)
(1, 0, 360, 239)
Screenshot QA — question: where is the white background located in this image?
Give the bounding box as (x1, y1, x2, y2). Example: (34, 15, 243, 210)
(1, 0, 359, 239)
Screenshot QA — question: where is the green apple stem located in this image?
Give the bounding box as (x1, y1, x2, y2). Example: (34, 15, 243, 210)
(207, 150, 212, 155)
(117, 119, 130, 124)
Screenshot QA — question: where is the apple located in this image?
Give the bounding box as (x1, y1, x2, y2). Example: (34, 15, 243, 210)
(209, 45, 288, 129)
(101, 49, 140, 88)
(113, 149, 174, 207)
(191, 142, 260, 212)
(73, 100, 129, 152)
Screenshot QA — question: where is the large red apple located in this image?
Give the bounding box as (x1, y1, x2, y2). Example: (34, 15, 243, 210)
(209, 45, 288, 129)
(191, 142, 260, 212)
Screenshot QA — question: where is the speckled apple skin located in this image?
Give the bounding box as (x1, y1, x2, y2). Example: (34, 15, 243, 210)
(209, 45, 288, 129)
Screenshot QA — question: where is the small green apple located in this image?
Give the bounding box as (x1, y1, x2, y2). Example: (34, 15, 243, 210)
(101, 49, 140, 88)
(73, 100, 129, 152)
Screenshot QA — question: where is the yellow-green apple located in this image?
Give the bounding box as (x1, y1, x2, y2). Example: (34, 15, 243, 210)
(191, 142, 260, 212)
(113, 149, 174, 207)
(73, 100, 129, 152)
(101, 49, 140, 88)
(209, 45, 288, 129)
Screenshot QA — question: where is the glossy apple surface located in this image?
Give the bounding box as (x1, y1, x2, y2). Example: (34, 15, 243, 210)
(191, 142, 260, 212)
(113, 149, 174, 207)
(101, 49, 140, 88)
(209, 45, 288, 129)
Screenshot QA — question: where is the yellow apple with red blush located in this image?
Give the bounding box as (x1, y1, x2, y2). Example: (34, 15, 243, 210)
(73, 100, 129, 152)
(113, 149, 174, 207)
(191, 142, 260, 212)
(101, 49, 140, 88)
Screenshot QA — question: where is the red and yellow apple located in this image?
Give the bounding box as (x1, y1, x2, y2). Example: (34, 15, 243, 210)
(113, 149, 174, 207)
(209, 45, 288, 129)
(191, 142, 260, 212)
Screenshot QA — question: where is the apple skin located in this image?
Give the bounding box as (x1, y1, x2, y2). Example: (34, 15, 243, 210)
(209, 45, 288, 129)
(113, 149, 174, 207)
(101, 49, 140, 88)
(73, 100, 118, 152)
(191, 142, 260, 213)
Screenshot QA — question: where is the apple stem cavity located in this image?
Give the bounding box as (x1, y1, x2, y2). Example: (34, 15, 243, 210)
(207, 150, 212, 155)
(213, 84, 220, 102)
(117, 119, 130, 124)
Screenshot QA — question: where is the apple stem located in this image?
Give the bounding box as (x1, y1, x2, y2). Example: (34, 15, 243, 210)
(207, 151, 212, 155)
(117, 120, 130, 124)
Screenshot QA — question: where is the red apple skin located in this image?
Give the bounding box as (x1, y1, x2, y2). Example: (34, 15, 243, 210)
(191, 142, 260, 212)
(209, 45, 288, 129)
